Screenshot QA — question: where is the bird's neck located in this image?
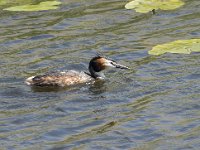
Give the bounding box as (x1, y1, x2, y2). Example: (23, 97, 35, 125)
(89, 66, 105, 79)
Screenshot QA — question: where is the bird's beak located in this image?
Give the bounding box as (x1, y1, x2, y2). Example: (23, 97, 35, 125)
(111, 61, 129, 69)
(104, 59, 129, 70)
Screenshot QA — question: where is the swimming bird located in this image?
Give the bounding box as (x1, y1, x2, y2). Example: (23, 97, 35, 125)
(25, 55, 129, 87)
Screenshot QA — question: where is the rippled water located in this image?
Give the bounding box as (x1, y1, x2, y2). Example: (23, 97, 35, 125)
(0, 0, 200, 149)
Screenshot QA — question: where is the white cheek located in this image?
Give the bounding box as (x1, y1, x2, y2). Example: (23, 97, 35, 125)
(104, 61, 115, 68)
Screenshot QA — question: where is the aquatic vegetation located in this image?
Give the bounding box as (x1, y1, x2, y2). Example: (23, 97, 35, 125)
(148, 39, 200, 55)
(0, 0, 34, 6)
(3, 0, 61, 11)
(0, 0, 7, 5)
(125, 0, 184, 13)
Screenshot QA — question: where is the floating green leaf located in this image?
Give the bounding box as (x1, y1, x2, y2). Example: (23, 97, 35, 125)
(125, 0, 184, 13)
(0, 0, 34, 9)
(0, 0, 7, 5)
(0, 0, 31, 6)
(3, 0, 61, 11)
(148, 39, 200, 55)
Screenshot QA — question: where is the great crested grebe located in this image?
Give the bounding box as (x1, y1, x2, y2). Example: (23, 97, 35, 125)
(25, 55, 129, 87)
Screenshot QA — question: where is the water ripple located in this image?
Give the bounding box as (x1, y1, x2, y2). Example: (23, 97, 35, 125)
(0, 0, 200, 149)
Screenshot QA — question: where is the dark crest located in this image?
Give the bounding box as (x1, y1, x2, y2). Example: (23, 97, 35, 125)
(89, 56, 102, 72)
(95, 52, 116, 63)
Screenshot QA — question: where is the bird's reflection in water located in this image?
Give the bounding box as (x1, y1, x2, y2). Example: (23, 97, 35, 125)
(30, 79, 107, 94)
(30, 85, 68, 93)
(30, 83, 87, 93)
(88, 79, 107, 95)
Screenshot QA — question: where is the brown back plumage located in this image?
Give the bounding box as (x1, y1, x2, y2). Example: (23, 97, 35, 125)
(25, 71, 92, 87)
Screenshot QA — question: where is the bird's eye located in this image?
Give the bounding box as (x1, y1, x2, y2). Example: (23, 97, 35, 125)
(110, 61, 117, 66)
(110, 61, 115, 65)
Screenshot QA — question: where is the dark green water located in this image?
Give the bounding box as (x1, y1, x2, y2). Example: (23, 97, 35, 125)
(0, 0, 200, 149)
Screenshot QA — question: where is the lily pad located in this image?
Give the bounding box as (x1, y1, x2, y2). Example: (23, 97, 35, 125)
(0, 0, 32, 6)
(125, 0, 184, 13)
(148, 39, 200, 55)
(0, 0, 7, 5)
(3, 0, 61, 11)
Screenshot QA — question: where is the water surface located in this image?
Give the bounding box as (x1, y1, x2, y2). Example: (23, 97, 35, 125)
(0, 0, 200, 149)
